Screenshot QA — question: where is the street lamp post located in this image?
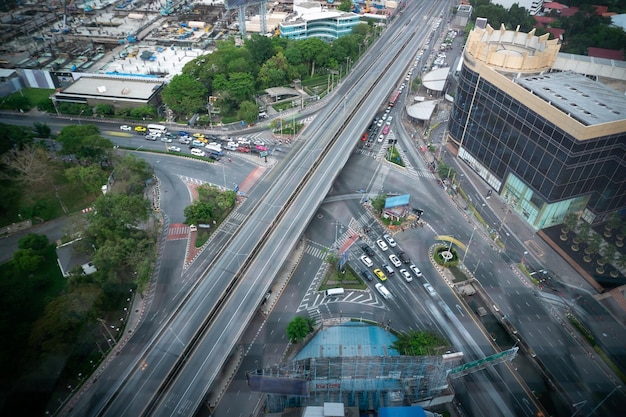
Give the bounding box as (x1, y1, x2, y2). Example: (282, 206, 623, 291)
(521, 251, 528, 265)
(462, 227, 476, 265)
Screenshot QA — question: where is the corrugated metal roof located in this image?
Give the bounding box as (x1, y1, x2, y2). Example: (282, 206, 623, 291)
(294, 323, 399, 360)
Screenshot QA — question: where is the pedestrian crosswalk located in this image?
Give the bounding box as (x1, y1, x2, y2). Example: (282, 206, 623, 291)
(167, 223, 190, 240)
(178, 175, 206, 185)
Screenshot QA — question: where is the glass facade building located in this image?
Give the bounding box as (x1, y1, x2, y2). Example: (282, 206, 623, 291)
(279, 12, 362, 40)
(448, 25, 626, 229)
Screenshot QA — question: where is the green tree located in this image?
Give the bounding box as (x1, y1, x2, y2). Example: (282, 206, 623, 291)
(18, 233, 49, 252)
(13, 248, 44, 272)
(130, 105, 157, 120)
(237, 100, 259, 125)
(299, 38, 331, 77)
(390, 330, 447, 356)
(161, 74, 208, 116)
(32, 122, 51, 138)
(95, 103, 115, 116)
(86, 193, 150, 247)
(111, 154, 153, 195)
(244, 34, 276, 67)
(0, 123, 33, 155)
(184, 200, 215, 225)
(286, 316, 313, 343)
(65, 165, 109, 194)
(258, 51, 292, 88)
(338, 0, 352, 12)
(228, 72, 256, 104)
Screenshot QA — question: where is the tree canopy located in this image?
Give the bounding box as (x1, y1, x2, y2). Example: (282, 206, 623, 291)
(161, 73, 208, 115)
(286, 316, 314, 343)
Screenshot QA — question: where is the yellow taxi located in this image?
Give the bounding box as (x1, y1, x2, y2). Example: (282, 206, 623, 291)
(192, 132, 205, 139)
(134, 126, 147, 133)
(373, 268, 387, 282)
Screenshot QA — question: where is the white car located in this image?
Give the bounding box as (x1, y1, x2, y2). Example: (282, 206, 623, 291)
(178, 137, 191, 144)
(389, 254, 401, 268)
(253, 139, 265, 146)
(409, 264, 423, 278)
(377, 120, 384, 127)
(145, 134, 158, 141)
(400, 269, 413, 282)
(378, 135, 384, 143)
(376, 239, 388, 251)
(423, 283, 436, 297)
(191, 148, 206, 157)
(360, 255, 373, 268)
(386, 116, 393, 125)
(167, 145, 181, 152)
(120, 125, 132, 131)
(382, 233, 397, 248)
(160, 137, 172, 143)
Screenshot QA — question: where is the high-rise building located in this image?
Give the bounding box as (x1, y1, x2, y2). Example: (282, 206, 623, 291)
(448, 23, 626, 229)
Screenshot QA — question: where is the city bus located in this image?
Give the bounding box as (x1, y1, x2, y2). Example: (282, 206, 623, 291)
(147, 124, 168, 135)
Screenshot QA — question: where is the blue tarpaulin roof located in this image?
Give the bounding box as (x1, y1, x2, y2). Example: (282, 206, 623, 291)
(379, 406, 427, 417)
(384, 194, 410, 209)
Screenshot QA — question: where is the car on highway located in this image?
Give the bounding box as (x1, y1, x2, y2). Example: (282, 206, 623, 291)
(382, 233, 396, 247)
(382, 263, 394, 275)
(397, 251, 410, 264)
(160, 136, 172, 143)
(409, 264, 423, 278)
(375, 283, 391, 299)
(361, 244, 375, 257)
(423, 283, 436, 296)
(389, 254, 401, 267)
(376, 239, 388, 251)
(360, 269, 374, 281)
(120, 125, 132, 131)
(145, 134, 158, 141)
(134, 126, 147, 133)
(167, 146, 181, 152)
(191, 148, 206, 157)
(400, 269, 413, 282)
(373, 268, 387, 281)
(360, 255, 373, 268)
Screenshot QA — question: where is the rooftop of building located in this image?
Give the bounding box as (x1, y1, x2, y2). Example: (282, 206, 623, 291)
(294, 322, 399, 360)
(515, 71, 626, 125)
(61, 75, 164, 99)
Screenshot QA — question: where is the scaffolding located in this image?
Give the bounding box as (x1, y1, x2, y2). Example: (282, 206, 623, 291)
(250, 354, 463, 413)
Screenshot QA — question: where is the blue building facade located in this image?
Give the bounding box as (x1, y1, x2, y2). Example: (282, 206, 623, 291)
(279, 12, 362, 40)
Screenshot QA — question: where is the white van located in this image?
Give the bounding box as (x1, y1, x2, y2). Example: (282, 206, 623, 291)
(191, 148, 206, 157)
(325, 288, 345, 297)
(225, 141, 238, 151)
(375, 283, 391, 299)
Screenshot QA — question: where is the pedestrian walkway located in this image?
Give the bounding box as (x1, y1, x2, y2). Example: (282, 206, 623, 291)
(166, 223, 189, 240)
(238, 166, 267, 194)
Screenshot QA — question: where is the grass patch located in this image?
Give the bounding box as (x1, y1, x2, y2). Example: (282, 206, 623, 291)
(195, 228, 210, 247)
(385, 146, 405, 167)
(0, 88, 54, 111)
(319, 262, 367, 291)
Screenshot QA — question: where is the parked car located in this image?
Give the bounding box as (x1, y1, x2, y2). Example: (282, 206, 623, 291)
(382, 233, 396, 247)
(389, 254, 401, 268)
(409, 264, 423, 278)
(360, 255, 373, 268)
(400, 269, 413, 282)
(120, 125, 132, 131)
(376, 239, 388, 251)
